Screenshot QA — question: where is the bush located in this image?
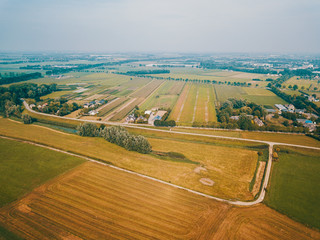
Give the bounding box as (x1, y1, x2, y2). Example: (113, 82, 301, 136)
(258, 151, 263, 156)
(100, 126, 152, 154)
(22, 114, 33, 124)
(77, 123, 98, 137)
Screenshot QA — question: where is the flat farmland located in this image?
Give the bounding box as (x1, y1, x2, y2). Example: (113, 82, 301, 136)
(265, 146, 320, 229)
(0, 161, 319, 240)
(0, 137, 85, 207)
(109, 97, 144, 121)
(177, 84, 217, 125)
(178, 84, 198, 124)
(214, 85, 287, 106)
(149, 138, 258, 200)
(97, 97, 128, 117)
(168, 84, 190, 121)
(140, 81, 185, 110)
(286, 76, 320, 90)
(0, 118, 261, 200)
(148, 69, 276, 84)
(194, 85, 217, 123)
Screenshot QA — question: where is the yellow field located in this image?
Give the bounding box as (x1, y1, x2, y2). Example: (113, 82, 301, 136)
(0, 118, 259, 200)
(194, 85, 217, 123)
(286, 76, 320, 90)
(168, 84, 190, 120)
(149, 138, 258, 200)
(172, 127, 320, 148)
(0, 161, 318, 240)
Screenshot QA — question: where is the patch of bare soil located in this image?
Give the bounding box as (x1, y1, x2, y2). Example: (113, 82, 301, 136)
(194, 166, 207, 174)
(200, 178, 214, 186)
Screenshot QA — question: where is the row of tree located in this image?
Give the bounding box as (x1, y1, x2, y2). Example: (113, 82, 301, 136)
(0, 72, 42, 85)
(77, 123, 152, 154)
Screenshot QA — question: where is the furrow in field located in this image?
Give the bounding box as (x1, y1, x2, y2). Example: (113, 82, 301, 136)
(192, 88, 199, 123)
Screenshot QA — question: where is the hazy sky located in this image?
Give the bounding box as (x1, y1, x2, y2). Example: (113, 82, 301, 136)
(0, 0, 319, 53)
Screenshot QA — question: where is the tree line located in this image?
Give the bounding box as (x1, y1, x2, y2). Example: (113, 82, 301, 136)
(0, 72, 42, 85)
(77, 123, 152, 154)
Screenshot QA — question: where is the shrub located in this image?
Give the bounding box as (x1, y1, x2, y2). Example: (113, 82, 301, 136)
(22, 114, 33, 124)
(77, 122, 98, 137)
(100, 126, 152, 154)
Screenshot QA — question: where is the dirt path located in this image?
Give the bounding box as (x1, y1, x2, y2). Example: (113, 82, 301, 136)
(176, 86, 190, 122)
(7, 118, 22, 124)
(205, 89, 209, 123)
(251, 161, 266, 196)
(21, 100, 320, 206)
(0, 134, 269, 206)
(192, 88, 199, 123)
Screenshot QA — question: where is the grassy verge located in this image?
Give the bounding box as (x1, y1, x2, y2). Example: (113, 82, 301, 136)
(265, 146, 320, 229)
(0, 224, 23, 240)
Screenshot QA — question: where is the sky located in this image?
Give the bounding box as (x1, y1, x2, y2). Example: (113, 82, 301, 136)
(0, 0, 319, 53)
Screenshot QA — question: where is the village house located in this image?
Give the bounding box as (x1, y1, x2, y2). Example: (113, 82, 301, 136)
(126, 114, 136, 123)
(275, 104, 287, 114)
(254, 117, 264, 127)
(285, 104, 295, 112)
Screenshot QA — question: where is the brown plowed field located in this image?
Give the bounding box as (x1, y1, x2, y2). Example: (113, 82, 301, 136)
(0, 162, 319, 240)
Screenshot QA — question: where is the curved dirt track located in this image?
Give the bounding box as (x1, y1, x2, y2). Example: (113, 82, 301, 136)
(21, 100, 320, 206)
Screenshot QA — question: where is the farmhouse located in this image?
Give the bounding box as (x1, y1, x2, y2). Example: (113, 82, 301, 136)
(295, 109, 305, 114)
(144, 110, 152, 115)
(266, 109, 277, 114)
(254, 118, 264, 127)
(88, 110, 98, 116)
(126, 114, 136, 123)
(230, 116, 240, 121)
(275, 104, 287, 114)
(285, 104, 295, 112)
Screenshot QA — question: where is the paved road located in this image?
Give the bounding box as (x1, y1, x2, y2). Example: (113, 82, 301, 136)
(21, 100, 320, 206)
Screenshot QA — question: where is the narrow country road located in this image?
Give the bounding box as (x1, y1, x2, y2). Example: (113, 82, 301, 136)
(19, 100, 320, 206)
(0, 135, 270, 206)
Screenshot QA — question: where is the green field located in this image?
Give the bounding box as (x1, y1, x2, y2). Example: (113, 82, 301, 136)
(214, 85, 287, 105)
(0, 137, 85, 207)
(286, 76, 320, 90)
(140, 81, 185, 110)
(265, 146, 320, 229)
(148, 68, 276, 85)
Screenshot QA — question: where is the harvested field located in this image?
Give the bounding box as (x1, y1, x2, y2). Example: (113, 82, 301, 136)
(109, 98, 144, 121)
(178, 84, 197, 124)
(0, 117, 262, 201)
(0, 162, 319, 240)
(98, 97, 128, 117)
(140, 81, 185, 110)
(194, 85, 217, 123)
(168, 84, 189, 121)
(130, 80, 164, 98)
